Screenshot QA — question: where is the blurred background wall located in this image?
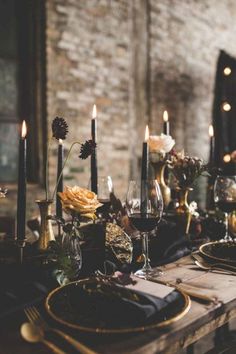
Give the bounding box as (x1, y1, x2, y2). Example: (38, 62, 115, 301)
(1, 0, 236, 218)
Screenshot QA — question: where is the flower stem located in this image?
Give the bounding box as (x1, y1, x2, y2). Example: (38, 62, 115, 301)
(52, 141, 81, 201)
(46, 137, 52, 200)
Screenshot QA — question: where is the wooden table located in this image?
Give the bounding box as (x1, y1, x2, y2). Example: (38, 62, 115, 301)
(1, 256, 236, 354)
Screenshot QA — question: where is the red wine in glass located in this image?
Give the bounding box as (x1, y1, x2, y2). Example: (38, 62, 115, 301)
(129, 213, 159, 232)
(97, 199, 111, 215)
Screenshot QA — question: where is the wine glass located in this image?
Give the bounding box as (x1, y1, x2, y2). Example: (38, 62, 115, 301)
(214, 175, 236, 242)
(97, 176, 113, 217)
(126, 180, 163, 278)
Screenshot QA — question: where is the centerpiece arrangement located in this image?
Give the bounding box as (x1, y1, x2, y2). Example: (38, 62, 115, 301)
(169, 150, 209, 233)
(49, 186, 102, 284)
(36, 116, 97, 252)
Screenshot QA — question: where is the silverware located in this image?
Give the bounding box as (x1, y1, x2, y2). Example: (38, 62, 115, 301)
(24, 306, 97, 354)
(194, 260, 236, 276)
(147, 276, 218, 303)
(192, 253, 236, 274)
(21, 322, 67, 354)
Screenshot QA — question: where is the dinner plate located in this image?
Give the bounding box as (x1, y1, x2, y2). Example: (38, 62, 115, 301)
(199, 241, 236, 265)
(45, 278, 190, 334)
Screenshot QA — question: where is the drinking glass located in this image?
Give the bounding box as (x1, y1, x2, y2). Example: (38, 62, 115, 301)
(97, 176, 113, 217)
(214, 175, 236, 242)
(126, 180, 163, 278)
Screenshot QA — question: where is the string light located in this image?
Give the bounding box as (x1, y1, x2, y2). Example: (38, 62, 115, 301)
(222, 102, 231, 112)
(223, 67, 231, 76)
(223, 154, 231, 163)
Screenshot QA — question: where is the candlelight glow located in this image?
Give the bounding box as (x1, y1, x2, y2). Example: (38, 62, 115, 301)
(92, 104, 97, 119)
(163, 110, 168, 122)
(145, 125, 149, 142)
(223, 154, 231, 163)
(222, 102, 231, 112)
(21, 120, 27, 138)
(223, 67, 231, 76)
(208, 124, 214, 137)
(59, 139, 63, 145)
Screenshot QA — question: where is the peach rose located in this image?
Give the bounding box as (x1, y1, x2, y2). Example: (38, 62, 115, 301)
(58, 186, 102, 220)
(148, 134, 175, 154)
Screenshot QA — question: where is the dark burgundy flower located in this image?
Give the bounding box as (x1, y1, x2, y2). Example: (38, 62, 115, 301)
(79, 140, 97, 159)
(52, 117, 69, 140)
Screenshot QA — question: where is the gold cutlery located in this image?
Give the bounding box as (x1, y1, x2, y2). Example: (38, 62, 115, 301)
(21, 322, 67, 354)
(24, 306, 97, 354)
(192, 253, 236, 274)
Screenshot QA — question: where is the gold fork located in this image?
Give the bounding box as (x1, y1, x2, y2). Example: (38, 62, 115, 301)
(24, 306, 97, 354)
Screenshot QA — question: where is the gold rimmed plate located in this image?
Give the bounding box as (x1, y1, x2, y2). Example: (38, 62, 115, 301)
(45, 278, 190, 334)
(199, 241, 236, 265)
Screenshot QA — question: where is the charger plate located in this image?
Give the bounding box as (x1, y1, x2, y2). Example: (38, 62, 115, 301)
(45, 278, 190, 334)
(199, 241, 236, 265)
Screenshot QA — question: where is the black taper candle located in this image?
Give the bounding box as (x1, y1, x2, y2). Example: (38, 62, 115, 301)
(56, 139, 64, 218)
(209, 124, 215, 165)
(16, 121, 27, 241)
(163, 110, 170, 135)
(206, 124, 215, 210)
(141, 126, 149, 214)
(91, 104, 98, 194)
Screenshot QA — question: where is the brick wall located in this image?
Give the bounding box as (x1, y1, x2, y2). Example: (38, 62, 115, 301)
(3, 0, 236, 219)
(46, 0, 236, 208)
(148, 0, 236, 206)
(46, 0, 131, 201)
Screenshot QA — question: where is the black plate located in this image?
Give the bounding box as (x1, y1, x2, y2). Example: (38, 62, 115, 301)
(199, 242, 236, 264)
(45, 278, 190, 334)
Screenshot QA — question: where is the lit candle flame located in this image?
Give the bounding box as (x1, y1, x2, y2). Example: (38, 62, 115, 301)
(144, 125, 149, 142)
(92, 104, 97, 119)
(209, 124, 214, 137)
(21, 120, 27, 138)
(163, 110, 168, 122)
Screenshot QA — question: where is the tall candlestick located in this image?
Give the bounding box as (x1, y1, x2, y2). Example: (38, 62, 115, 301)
(163, 110, 170, 135)
(141, 125, 149, 181)
(91, 104, 98, 193)
(16, 120, 27, 241)
(209, 124, 215, 165)
(56, 139, 64, 218)
(141, 126, 149, 214)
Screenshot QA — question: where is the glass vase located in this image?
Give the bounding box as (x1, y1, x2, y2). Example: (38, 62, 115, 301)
(36, 199, 55, 251)
(175, 187, 193, 235)
(56, 230, 82, 285)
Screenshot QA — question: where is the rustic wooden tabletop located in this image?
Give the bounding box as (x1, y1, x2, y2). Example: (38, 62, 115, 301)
(1, 255, 236, 354)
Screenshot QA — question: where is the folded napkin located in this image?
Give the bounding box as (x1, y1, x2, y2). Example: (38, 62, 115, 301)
(57, 278, 182, 329)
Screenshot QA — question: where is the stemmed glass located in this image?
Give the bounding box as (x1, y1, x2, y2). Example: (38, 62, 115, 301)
(214, 175, 236, 242)
(126, 180, 163, 278)
(97, 176, 113, 217)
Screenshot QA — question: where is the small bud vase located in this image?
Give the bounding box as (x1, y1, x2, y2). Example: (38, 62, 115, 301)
(175, 187, 193, 235)
(151, 160, 171, 209)
(55, 229, 82, 286)
(35, 199, 55, 251)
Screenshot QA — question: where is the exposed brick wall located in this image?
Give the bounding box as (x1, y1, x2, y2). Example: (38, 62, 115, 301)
(148, 0, 236, 206)
(3, 0, 236, 219)
(46, 0, 131, 201)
